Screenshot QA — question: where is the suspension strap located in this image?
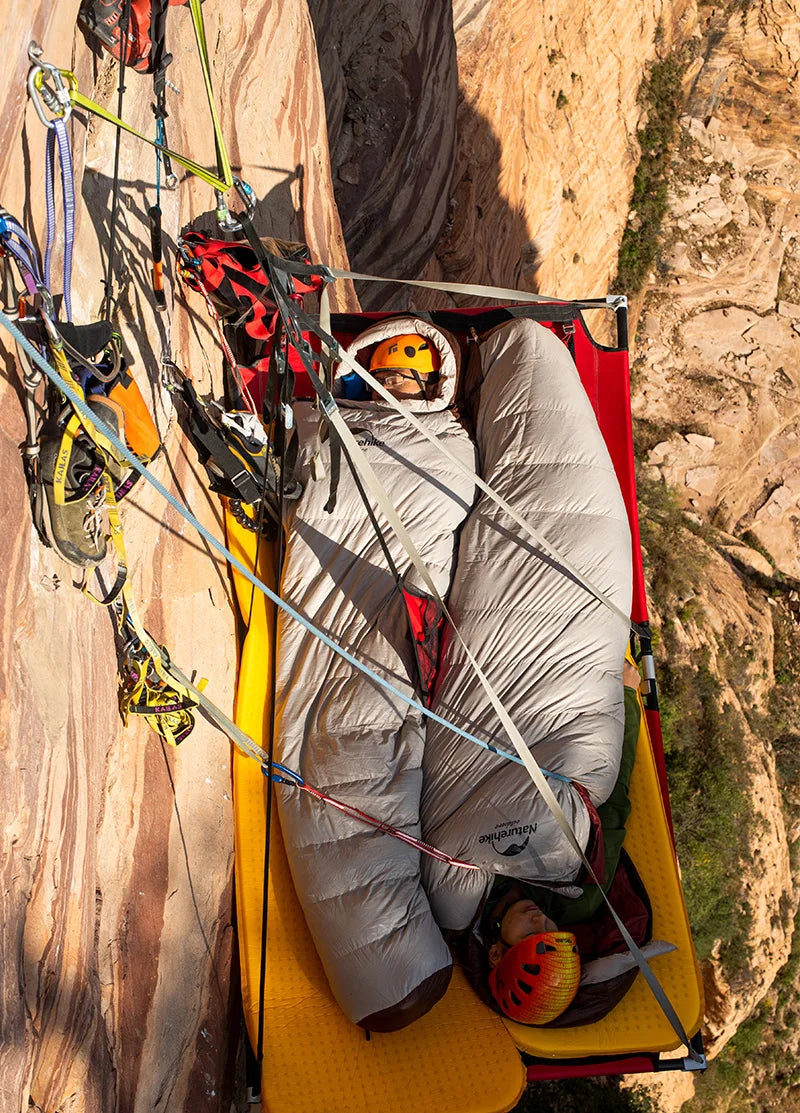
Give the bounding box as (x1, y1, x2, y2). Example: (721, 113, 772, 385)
(102, 0, 131, 322)
(186, 0, 232, 190)
(0, 307, 572, 775)
(43, 118, 75, 320)
(326, 264, 627, 313)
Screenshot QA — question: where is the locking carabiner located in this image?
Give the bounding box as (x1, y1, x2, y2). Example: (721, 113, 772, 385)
(27, 42, 74, 129)
(214, 176, 257, 234)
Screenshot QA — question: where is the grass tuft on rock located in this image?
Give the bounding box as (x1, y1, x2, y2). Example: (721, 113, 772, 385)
(637, 471, 752, 966)
(614, 54, 687, 293)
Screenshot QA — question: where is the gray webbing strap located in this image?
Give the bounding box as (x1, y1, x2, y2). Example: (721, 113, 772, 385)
(316, 388, 697, 1058)
(326, 265, 571, 305)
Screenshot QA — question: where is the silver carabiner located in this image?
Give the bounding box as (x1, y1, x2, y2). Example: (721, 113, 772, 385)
(233, 176, 257, 218)
(215, 177, 257, 233)
(27, 42, 73, 129)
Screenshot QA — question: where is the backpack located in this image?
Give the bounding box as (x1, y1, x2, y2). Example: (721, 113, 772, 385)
(78, 0, 188, 74)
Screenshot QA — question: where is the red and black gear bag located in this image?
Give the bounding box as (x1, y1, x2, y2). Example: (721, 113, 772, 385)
(179, 233, 324, 340)
(79, 0, 187, 74)
(178, 233, 326, 404)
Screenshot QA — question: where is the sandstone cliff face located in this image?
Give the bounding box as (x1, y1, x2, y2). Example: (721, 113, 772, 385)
(0, 4, 351, 1111)
(631, 0, 800, 1070)
(6, 1, 800, 1110)
(416, 0, 696, 305)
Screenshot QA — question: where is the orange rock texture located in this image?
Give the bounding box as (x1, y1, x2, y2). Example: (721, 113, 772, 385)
(0, 4, 351, 1111)
(6, 1, 800, 1110)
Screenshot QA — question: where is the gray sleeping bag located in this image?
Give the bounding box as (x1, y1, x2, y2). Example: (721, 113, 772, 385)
(273, 317, 476, 1029)
(420, 318, 633, 931)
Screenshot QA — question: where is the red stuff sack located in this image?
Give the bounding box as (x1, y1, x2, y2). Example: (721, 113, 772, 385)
(78, 0, 188, 74)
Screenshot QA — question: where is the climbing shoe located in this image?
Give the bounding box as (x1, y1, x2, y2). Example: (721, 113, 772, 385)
(86, 393, 130, 487)
(38, 421, 109, 568)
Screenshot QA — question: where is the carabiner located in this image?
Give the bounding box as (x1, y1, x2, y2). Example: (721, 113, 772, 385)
(27, 43, 74, 129)
(214, 177, 257, 234)
(233, 176, 257, 218)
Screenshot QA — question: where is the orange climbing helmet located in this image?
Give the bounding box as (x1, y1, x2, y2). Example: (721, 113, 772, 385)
(369, 334, 441, 379)
(489, 932, 580, 1025)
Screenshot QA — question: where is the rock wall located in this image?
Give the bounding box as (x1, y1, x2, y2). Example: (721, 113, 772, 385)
(637, 2, 800, 580)
(415, 0, 696, 305)
(6, 0, 800, 1109)
(0, 4, 352, 1111)
(630, 0, 800, 1086)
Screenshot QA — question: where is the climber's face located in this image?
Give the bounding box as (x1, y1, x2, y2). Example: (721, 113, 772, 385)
(370, 369, 431, 400)
(500, 900, 559, 947)
(487, 900, 560, 969)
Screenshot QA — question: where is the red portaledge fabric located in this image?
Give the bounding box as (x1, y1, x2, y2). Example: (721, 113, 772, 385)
(401, 585, 444, 708)
(527, 1056, 659, 1081)
(572, 781, 606, 885)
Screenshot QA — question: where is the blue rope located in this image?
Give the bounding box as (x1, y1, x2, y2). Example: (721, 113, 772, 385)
(0, 307, 570, 783)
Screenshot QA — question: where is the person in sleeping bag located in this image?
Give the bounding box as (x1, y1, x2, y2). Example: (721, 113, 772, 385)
(420, 318, 636, 934)
(272, 316, 477, 1031)
(448, 659, 675, 1027)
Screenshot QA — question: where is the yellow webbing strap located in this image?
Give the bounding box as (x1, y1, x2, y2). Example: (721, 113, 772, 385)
(53, 414, 86, 505)
(58, 0, 233, 194)
(186, 0, 233, 190)
(69, 85, 232, 192)
(47, 340, 201, 745)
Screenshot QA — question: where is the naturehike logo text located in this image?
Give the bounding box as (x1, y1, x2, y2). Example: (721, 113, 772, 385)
(354, 432, 385, 448)
(479, 823, 537, 857)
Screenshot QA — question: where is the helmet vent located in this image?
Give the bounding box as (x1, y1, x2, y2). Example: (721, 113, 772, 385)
(521, 963, 541, 976)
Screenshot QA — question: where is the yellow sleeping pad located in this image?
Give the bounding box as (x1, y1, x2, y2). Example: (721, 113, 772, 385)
(227, 511, 526, 1113)
(508, 698, 704, 1059)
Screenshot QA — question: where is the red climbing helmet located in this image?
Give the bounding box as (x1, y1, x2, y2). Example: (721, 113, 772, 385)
(489, 932, 580, 1025)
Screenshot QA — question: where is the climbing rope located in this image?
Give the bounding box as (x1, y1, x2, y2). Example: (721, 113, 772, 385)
(0, 301, 703, 1059)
